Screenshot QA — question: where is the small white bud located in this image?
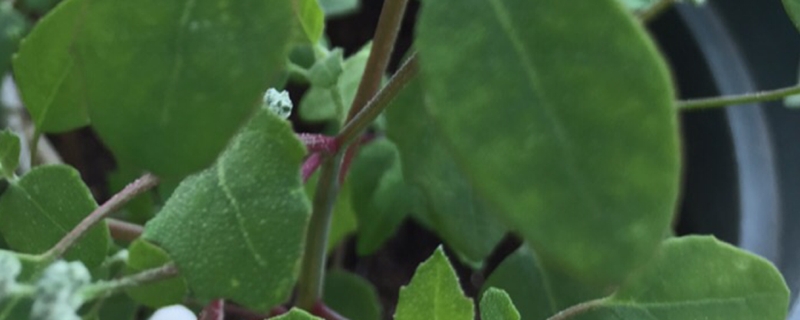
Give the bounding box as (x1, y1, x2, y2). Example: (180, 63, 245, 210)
(31, 261, 91, 320)
(149, 305, 197, 320)
(0, 251, 21, 300)
(263, 88, 293, 120)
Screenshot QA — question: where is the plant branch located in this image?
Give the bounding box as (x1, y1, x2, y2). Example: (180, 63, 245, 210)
(43, 173, 159, 262)
(546, 298, 607, 320)
(107, 218, 144, 242)
(637, 0, 676, 23)
(336, 53, 418, 149)
(296, 155, 342, 310)
(81, 263, 179, 301)
(344, 0, 409, 121)
(295, 0, 410, 311)
(677, 84, 800, 110)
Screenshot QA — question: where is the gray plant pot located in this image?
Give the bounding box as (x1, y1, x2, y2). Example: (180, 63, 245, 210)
(652, 2, 800, 317)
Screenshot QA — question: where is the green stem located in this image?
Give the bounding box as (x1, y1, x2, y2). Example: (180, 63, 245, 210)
(288, 61, 310, 82)
(344, 0, 409, 121)
(296, 155, 342, 310)
(336, 53, 418, 148)
(294, 0, 411, 311)
(638, 0, 676, 23)
(546, 298, 607, 320)
(81, 263, 179, 301)
(677, 84, 800, 110)
(42, 174, 159, 263)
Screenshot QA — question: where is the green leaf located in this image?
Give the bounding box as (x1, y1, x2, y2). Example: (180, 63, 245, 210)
(292, 0, 325, 44)
(482, 245, 605, 320)
(305, 171, 357, 253)
(577, 236, 789, 320)
(785, 0, 800, 33)
(143, 109, 311, 312)
(416, 0, 679, 285)
(0, 130, 20, 179)
(349, 139, 416, 256)
(0, 165, 109, 267)
(269, 308, 324, 320)
(319, 0, 359, 17)
(12, 0, 89, 133)
(95, 293, 138, 320)
(72, 0, 293, 177)
(323, 270, 382, 320)
(480, 288, 520, 320)
(394, 247, 473, 320)
(385, 77, 506, 266)
(0, 3, 28, 74)
(124, 239, 188, 308)
(300, 43, 371, 125)
(308, 49, 344, 89)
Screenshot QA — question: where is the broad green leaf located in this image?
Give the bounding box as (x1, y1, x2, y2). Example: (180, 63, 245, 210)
(349, 139, 417, 256)
(480, 288, 520, 320)
(305, 171, 357, 253)
(269, 308, 324, 320)
(785, 0, 800, 33)
(0, 3, 28, 74)
(319, 0, 359, 17)
(293, 0, 325, 44)
(482, 245, 605, 320)
(0, 130, 20, 179)
(73, 0, 293, 177)
(300, 43, 371, 126)
(324, 270, 382, 320)
(394, 247, 473, 320)
(308, 49, 344, 88)
(94, 293, 138, 320)
(386, 78, 506, 266)
(12, 0, 89, 133)
(416, 0, 680, 286)
(124, 239, 188, 308)
(576, 236, 789, 320)
(0, 165, 109, 267)
(143, 109, 311, 312)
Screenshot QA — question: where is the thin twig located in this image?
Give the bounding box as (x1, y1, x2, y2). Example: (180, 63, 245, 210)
(81, 263, 179, 301)
(678, 84, 800, 110)
(336, 53, 418, 148)
(296, 155, 342, 310)
(344, 0, 409, 121)
(106, 218, 144, 242)
(546, 298, 607, 320)
(44, 174, 160, 261)
(295, 0, 411, 312)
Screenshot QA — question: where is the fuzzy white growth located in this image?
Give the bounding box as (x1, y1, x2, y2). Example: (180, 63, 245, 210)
(0, 251, 21, 300)
(263, 88, 293, 120)
(149, 305, 197, 320)
(31, 261, 91, 320)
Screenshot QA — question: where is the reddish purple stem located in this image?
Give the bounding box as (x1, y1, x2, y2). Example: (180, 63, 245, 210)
(303, 153, 323, 182)
(199, 299, 225, 320)
(298, 133, 338, 153)
(312, 301, 350, 320)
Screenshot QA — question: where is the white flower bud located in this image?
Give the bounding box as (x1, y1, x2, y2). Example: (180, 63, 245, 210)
(263, 88, 293, 120)
(0, 251, 21, 300)
(31, 261, 91, 320)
